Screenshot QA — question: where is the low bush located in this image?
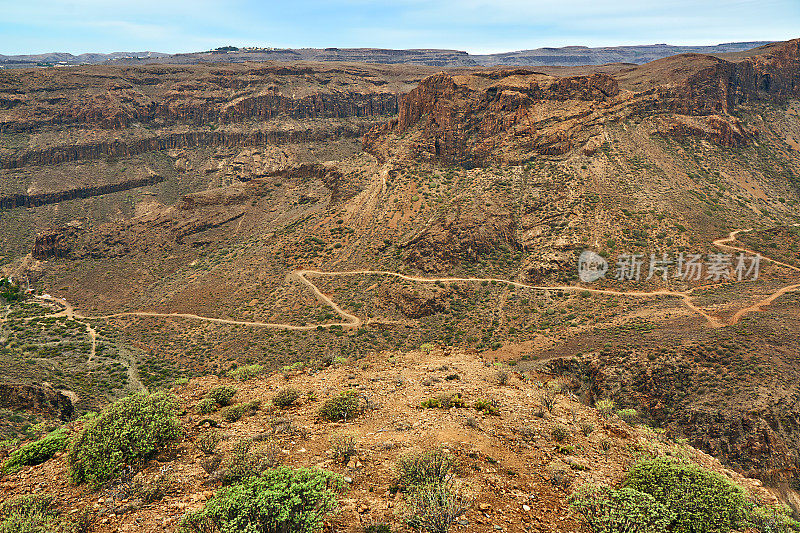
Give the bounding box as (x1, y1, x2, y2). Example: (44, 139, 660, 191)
(580, 422, 595, 436)
(396, 449, 457, 489)
(319, 390, 362, 422)
(67, 391, 181, 486)
(551, 425, 569, 443)
(623, 457, 750, 533)
(540, 385, 558, 413)
(329, 433, 357, 465)
(273, 387, 300, 408)
(227, 364, 263, 382)
(746, 504, 800, 532)
(421, 393, 465, 410)
(181, 467, 345, 532)
(616, 409, 639, 423)
(405, 481, 470, 533)
(207, 386, 237, 406)
(595, 399, 615, 418)
(0, 494, 92, 533)
(2, 427, 68, 473)
(220, 400, 261, 423)
(473, 398, 499, 416)
(569, 483, 674, 533)
(219, 439, 278, 485)
(196, 431, 223, 456)
(128, 472, 173, 504)
(196, 398, 217, 414)
(0, 494, 57, 532)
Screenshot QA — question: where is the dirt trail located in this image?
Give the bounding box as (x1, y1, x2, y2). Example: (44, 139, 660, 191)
(13, 228, 800, 334)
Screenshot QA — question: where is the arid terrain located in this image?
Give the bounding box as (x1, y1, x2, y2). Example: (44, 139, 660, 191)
(2, 37, 800, 531)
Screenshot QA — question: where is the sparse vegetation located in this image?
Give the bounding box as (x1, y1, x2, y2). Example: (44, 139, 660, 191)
(219, 439, 279, 485)
(273, 387, 300, 408)
(207, 385, 238, 406)
(228, 363, 264, 381)
(196, 430, 223, 456)
(405, 481, 471, 533)
(473, 398, 499, 415)
(396, 449, 457, 489)
(319, 390, 362, 422)
(329, 433, 357, 464)
(551, 424, 569, 442)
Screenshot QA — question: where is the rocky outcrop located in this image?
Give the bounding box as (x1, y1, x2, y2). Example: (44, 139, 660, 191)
(364, 38, 800, 166)
(548, 353, 800, 486)
(0, 383, 74, 421)
(648, 114, 758, 147)
(1, 124, 370, 169)
(1, 175, 165, 209)
(402, 200, 519, 271)
(364, 71, 621, 166)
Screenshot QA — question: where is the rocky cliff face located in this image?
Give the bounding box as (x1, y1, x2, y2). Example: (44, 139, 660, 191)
(0, 123, 371, 169)
(0, 383, 74, 421)
(0, 63, 430, 133)
(364, 71, 623, 166)
(364, 39, 800, 166)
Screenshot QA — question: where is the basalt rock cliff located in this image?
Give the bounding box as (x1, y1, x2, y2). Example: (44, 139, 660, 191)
(364, 39, 800, 166)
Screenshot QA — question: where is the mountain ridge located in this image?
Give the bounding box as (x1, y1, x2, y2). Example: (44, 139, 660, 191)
(0, 41, 772, 69)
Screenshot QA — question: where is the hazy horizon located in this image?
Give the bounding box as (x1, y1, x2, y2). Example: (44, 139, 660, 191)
(1, 0, 797, 56)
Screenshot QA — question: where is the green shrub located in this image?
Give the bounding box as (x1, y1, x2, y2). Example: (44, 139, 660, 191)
(208, 385, 237, 406)
(0, 494, 58, 533)
(396, 449, 456, 489)
(196, 398, 217, 414)
(405, 481, 470, 533)
(595, 399, 615, 418)
(181, 467, 345, 532)
(67, 391, 181, 486)
(273, 387, 300, 408)
(551, 425, 569, 442)
(616, 409, 639, 423)
(219, 439, 278, 485)
(421, 393, 465, 410)
(220, 400, 261, 422)
(473, 398, 499, 416)
(2, 427, 68, 473)
(196, 430, 223, 455)
(319, 390, 362, 422)
(746, 504, 800, 532)
(568, 483, 674, 533)
(227, 364, 263, 382)
(623, 457, 750, 533)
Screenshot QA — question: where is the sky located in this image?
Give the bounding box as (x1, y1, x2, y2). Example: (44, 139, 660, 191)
(1, 0, 799, 55)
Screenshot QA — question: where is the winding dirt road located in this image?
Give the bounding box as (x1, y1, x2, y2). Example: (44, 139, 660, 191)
(7, 228, 800, 337)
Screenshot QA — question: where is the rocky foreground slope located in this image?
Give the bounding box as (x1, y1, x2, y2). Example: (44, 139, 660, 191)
(0, 346, 787, 532)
